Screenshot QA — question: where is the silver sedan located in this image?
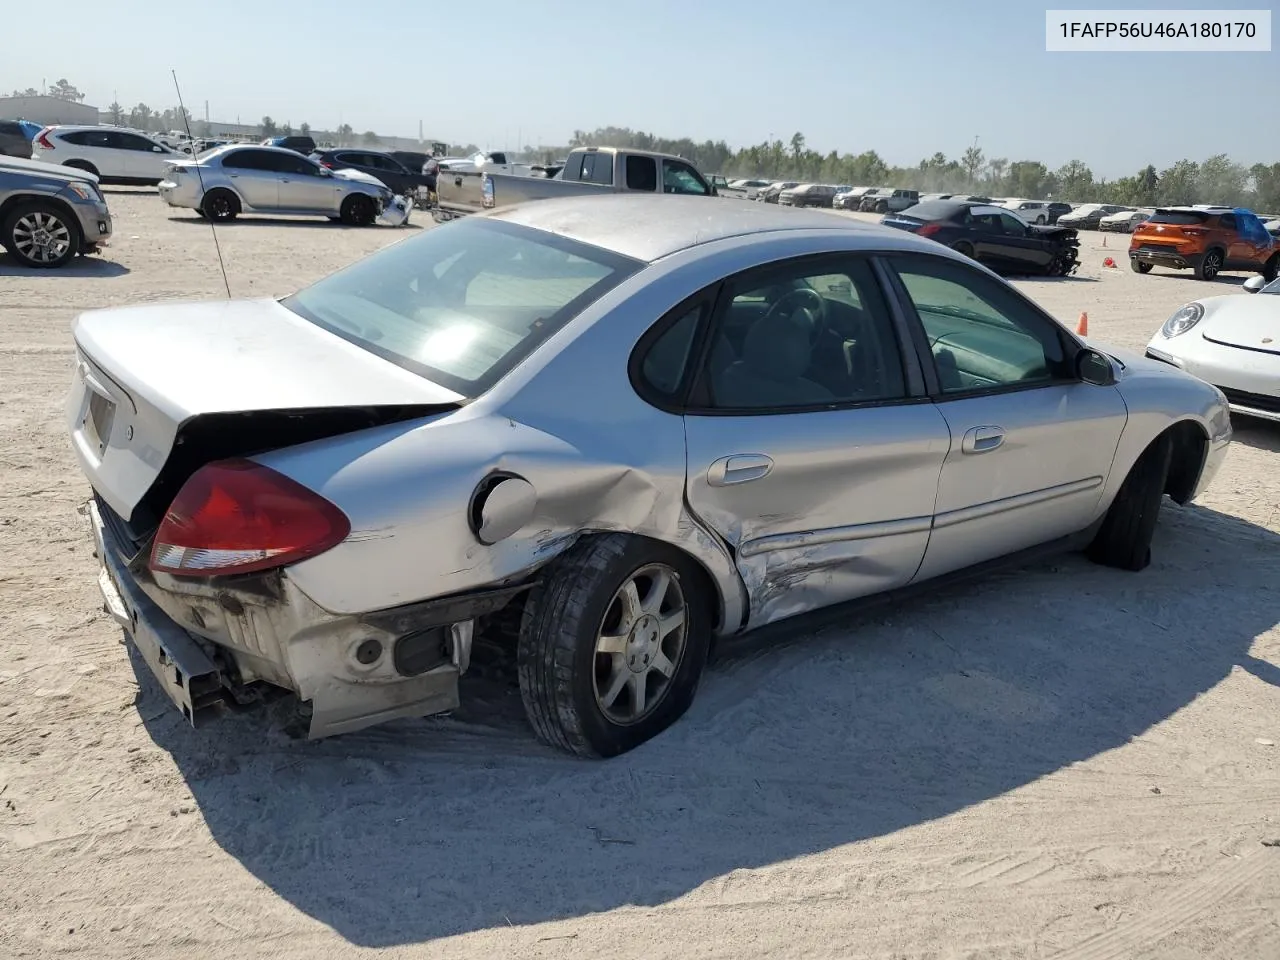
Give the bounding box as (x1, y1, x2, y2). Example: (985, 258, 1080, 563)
(68, 196, 1232, 757)
(157, 144, 392, 225)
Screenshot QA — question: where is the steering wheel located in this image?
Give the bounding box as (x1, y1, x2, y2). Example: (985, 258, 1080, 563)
(762, 286, 827, 344)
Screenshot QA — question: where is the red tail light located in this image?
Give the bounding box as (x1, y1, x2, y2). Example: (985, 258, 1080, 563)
(319, 159, 333, 168)
(149, 459, 350, 577)
(916, 222, 943, 238)
(35, 129, 55, 150)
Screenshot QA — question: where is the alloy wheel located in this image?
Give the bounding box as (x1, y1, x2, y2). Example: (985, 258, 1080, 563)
(12, 211, 72, 264)
(591, 563, 688, 725)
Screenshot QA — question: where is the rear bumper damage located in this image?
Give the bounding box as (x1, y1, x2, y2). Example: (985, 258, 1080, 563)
(84, 498, 525, 738)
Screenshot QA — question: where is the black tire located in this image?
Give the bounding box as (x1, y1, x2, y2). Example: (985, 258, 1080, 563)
(201, 189, 239, 222)
(1131, 259, 1152, 274)
(1036, 215, 1047, 225)
(63, 159, 98, 177)
(1263, 253, 1279, 283)
(951, 240, 975, 259)
(340, 194, 376, 226)
(875, 201, 888, 213)
(1, 200, 82, 268)
(1194, 248, 1223, 281)
(517, 534, 712, 758)
(1087, 433, 1173, 572)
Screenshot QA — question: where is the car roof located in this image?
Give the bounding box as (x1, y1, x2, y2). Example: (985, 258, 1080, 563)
(483, 194, 944, 262)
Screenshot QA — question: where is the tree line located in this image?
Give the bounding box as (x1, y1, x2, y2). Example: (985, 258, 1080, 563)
(533, 126, 1280, 213)
(15, 84, 1270, 210)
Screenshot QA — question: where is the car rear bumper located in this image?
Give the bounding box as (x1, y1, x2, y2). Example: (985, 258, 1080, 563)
(1131, 245, 1200, 269)
(157, 180, 201, 209)
(83, 497, 472, 738)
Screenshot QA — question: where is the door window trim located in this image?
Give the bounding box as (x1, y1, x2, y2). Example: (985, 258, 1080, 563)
(638, 252, 931, 417)
(627, 286, 724, 415)
(877, 251, 1085, 402)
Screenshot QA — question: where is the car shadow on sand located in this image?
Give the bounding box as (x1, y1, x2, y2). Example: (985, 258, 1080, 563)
(168, 215, 424, 230)
(134, 500, 1280, 947)
(0, 256, 129, 277)
(1231, 416, 1280, 453)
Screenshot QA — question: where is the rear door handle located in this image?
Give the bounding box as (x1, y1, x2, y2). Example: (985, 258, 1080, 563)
(707, 454, 774, 486)
(961, 425, 1005, 454)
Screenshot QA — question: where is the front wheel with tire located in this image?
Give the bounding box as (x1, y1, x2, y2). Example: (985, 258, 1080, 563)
(1194, 249, 1223, 281)
(1132, 259, 1152, 274)
(951, 240, 975, 259)
(1036, 215, 1047, 224)
(2, 201, 81, 268)
(339, 194, 376, 226)
(201, 189, 239, 222)
(1087, 433, 1173, 572)
(517, 534, 712, 758)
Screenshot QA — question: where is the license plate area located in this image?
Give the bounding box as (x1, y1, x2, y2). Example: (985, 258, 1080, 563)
(83, 389, 116, 455)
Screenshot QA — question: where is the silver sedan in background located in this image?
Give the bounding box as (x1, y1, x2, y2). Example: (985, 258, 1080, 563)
(157, 144, 392, 225)
(68, 196, 1231, 758)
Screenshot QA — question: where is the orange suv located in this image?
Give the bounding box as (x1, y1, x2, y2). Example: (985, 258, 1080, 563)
(1129, 206, 1279, 281)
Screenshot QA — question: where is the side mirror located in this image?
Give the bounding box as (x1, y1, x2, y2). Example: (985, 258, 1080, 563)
(1076, 347, 1117, 386)
(1243, 276, 1266, 294)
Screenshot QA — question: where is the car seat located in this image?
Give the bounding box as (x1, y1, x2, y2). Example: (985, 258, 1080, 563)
(715, 314, 834, 407)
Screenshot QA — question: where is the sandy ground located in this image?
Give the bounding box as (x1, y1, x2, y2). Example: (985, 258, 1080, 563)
(1, 192, 1278, 960)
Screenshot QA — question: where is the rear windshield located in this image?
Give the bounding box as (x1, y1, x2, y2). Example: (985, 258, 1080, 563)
(892, 200, 957, 220)
(1149, 210, 1210, 225)
(282, 218, 642, 397)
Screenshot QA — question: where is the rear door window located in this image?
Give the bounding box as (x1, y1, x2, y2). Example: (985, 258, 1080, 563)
(578, 153, 614, 185)
(221, 149, 270, 171)
(625, 155, 658, 191)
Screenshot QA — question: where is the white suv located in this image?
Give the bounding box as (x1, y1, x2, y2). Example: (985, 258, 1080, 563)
(1001, 199, 1050, 224)
(32, 126, 187, 185)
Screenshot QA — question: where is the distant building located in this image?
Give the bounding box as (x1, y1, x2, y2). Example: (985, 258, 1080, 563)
(0, 95, 98, 125)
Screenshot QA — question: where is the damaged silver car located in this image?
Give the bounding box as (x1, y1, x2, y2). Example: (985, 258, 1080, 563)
(69, 195, 1232, 757)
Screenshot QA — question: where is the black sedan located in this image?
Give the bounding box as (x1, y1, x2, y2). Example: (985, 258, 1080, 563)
(310, 148, 431, 197)
(881, 200, 1080, 276)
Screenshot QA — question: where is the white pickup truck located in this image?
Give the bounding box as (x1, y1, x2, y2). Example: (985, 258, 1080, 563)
(434, 145, 717, 219)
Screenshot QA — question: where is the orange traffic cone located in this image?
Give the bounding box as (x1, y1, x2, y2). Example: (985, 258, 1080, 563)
(1076, 311, 1089, 336)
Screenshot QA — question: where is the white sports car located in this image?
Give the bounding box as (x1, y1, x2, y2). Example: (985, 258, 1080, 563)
(1145, 275, 1280, 423)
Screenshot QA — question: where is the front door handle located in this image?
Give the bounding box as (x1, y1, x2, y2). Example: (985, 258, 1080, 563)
(961, 425, 1005, 454)
(707, 454, 774, 486)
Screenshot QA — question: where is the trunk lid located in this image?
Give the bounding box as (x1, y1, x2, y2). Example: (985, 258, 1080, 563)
(1199, 295, 1280, 354)
(68, 298, 462, 523)
(1132, 209, 1211, 248)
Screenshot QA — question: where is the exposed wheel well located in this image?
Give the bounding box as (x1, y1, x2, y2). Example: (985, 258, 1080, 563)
(1163, 419, 1208, 504)
(63, 159, 98, 176)
(481, 532, 727, 654)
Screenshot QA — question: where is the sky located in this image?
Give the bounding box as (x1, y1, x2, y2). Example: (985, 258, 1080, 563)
(4, 0, 1275, 178)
